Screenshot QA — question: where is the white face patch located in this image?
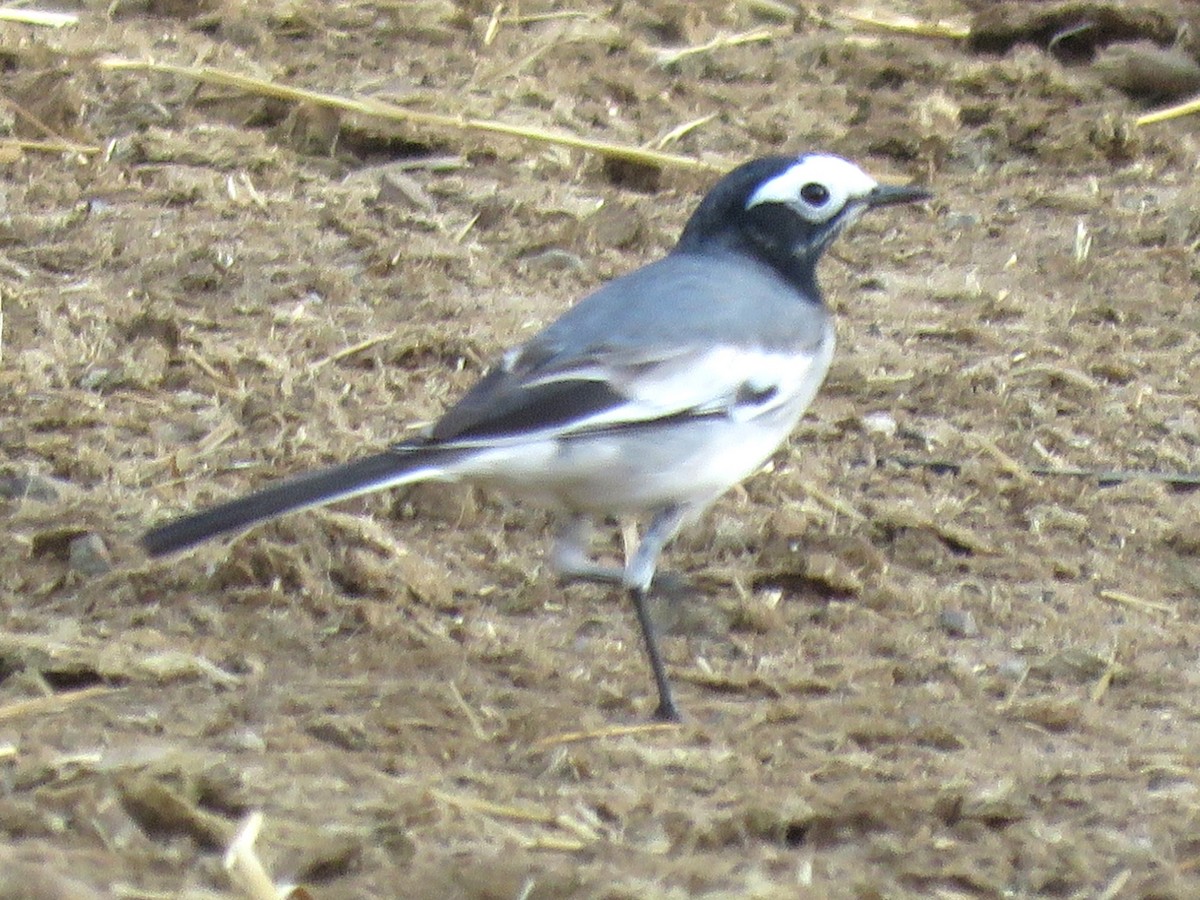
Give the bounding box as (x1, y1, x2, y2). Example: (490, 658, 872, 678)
(746, 154, 879, 224)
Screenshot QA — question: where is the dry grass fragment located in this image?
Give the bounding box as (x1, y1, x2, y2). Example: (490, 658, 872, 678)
(531, 721, 680, 749)
(647, 26, 783, 68)
(1136, 95, 1200, 126)
(501, 10, 597, 26)
(0, 91, 100, 157)
(310, 331, 398, 372)
(429, 787, 600, 850)
(0, 137, 100, 156)
(843, 10, 970, 40)
(650, 113, 719, 151)
(1096, 869, 1133, 900)
(0, 685, 115, 722)
(447, 681, 489, 740)
(0, 7, 78, 27)
(964, 433, 1033, 482)
(1014, 362, 1101, 395)
(798, 481, 867, 523)
(1098, 589, 1176, 617)
(1090, 656, 1120, 704)
(97, 57, 725, 173)
(225, 812, 301, 900)
(430, 788, 563, 825)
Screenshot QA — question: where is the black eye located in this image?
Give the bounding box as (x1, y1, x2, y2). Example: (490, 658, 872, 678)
(800, 182, 830, 206)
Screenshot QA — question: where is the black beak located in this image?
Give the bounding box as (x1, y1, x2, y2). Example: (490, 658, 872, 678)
(866, 183, 931, 207)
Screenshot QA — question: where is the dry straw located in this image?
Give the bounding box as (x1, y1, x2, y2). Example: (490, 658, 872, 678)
(842, 10, 970, 40)
(225, 812, 308, 900)
(0, 7, 78, 27)
(98, 57, 725, 173)
(0, 685, 115, 722)
(1137, 96, 1200, 126)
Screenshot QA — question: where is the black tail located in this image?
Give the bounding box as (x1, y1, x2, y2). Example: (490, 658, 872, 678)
(141, 445, 462, 557)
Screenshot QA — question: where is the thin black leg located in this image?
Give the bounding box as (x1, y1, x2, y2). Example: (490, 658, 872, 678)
(620, 505, 690, 720)
(629, 586, 680, 722)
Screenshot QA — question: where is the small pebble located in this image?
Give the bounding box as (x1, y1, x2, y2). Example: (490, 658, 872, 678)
(519, 247, 585, 273)
(68, 533, 113, 576)
(938, 608, 979, 638)
(376, 170, 436, 212)
(861, 410, 898, 438)
(227, 729, 267, 753)
(945, 211, 981, 230)
(998, 657, 1029, 681)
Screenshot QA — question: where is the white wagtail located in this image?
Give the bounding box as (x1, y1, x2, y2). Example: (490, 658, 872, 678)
(142, 153, 928, 720)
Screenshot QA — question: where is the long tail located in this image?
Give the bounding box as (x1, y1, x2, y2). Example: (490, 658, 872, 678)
(141, 444, 466, 557)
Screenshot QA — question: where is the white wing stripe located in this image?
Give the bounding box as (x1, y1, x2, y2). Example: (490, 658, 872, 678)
(441, 323, 836, 449)
(558, 338, 832, 435)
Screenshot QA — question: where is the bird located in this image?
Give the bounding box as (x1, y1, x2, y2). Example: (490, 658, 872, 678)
(141, 153, 929, 721)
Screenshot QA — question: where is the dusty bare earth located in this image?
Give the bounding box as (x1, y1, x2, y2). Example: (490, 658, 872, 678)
(3, 1, 1200, 897)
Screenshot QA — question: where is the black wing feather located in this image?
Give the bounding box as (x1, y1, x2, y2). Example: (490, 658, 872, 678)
(432, 370, 626, 442)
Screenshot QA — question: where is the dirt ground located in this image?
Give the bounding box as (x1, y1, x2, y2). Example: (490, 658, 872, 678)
(3, 1, 1200, 897)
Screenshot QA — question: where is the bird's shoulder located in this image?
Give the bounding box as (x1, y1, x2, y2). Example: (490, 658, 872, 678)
(535, 250, 828, 359)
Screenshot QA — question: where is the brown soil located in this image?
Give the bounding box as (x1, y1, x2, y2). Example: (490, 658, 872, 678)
(3, 2, 1200, 897)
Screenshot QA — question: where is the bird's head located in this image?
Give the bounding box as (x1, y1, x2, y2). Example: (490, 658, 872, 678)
(676, 153, 929, 293)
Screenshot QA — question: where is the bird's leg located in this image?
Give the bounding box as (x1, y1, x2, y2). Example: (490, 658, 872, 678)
(552, 515, 692, 594)
(551, 515, 624, 584)
(629, 586, 679, 722)
(624, 506, 689, 722)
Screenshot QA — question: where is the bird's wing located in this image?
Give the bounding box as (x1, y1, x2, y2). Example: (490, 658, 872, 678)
(429, 339, 827, 444)
(427, 252, 832, 445)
